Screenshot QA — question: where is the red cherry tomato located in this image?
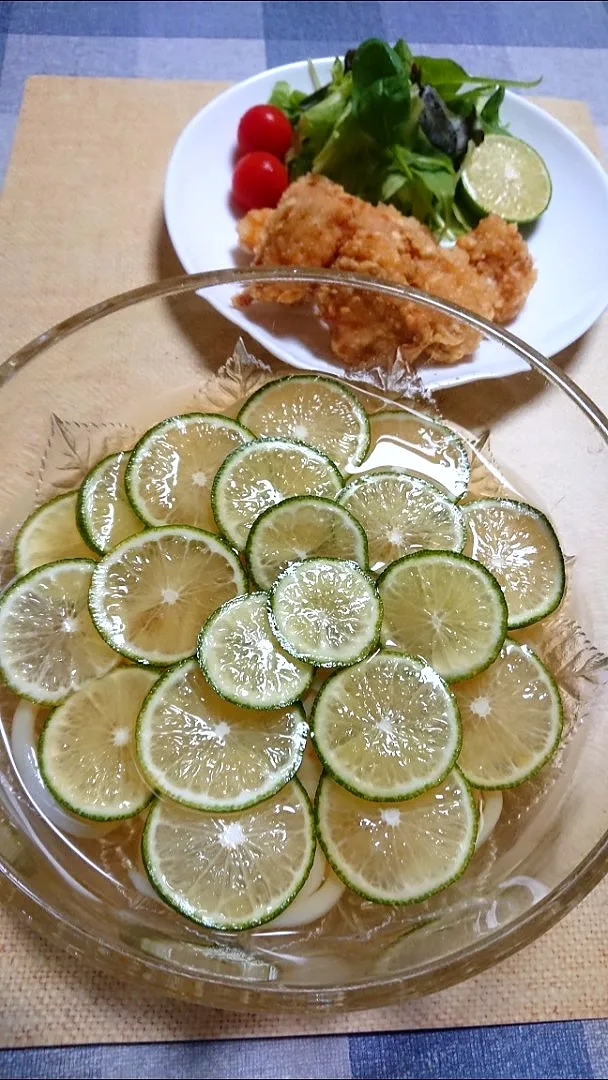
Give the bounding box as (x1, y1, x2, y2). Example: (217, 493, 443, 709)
(232, 151, 289, 211)
(237, 105, 293, 159)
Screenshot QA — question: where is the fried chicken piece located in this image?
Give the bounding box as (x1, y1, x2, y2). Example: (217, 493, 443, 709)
(237, 208, 272, 252)
(317, 198, 499, 366)
(455, 214, 537, 322)
(237, 175, 356, 305)
(236, 174, 536, 367)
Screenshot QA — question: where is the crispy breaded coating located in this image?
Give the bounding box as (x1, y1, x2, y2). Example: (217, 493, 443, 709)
(236, 174, 536, 367)
(237, 176, 356, 305)
(455, 214, 537, 323)
(237, 208, 272, 252)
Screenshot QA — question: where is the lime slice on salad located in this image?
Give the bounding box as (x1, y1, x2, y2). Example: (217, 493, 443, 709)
(126, 413, 254, 531)
(39, 667, 156, 820)
(245, 495, 368, 590)
(312, 651, 461, 801)
(0, 559, 117, 704)
(365, 409, 470, 498)
(460, 134, 551, 224)
(269, 557, 381, 667)
(212, 437, 342, 550)
(455, 639, 563, 788)
(338, 470, 465, 573)
(89, 526, 246, 666)
(316, 769, 477, 904)
(197, 592, 313, 709)
(379, 551, 507, 681)
(237, 375, 370, 471)
(77, 452, 143, 555)
(136, 659, 308, 811)
(463, 498, 565, 628)
(142, 778, 315, 930)
(15, 493, 94, 575)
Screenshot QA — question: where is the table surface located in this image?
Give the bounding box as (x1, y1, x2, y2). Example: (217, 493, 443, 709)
(0, 3, 607, 1079)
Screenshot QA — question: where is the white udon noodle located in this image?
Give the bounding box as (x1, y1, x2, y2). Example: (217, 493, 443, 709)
(475, 790, 503, 850)
(263, 747, 347, 930)
(10, 702, 504, 930)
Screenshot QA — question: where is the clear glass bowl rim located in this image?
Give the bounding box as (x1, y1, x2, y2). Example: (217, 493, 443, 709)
(1, 266, 607, 1011)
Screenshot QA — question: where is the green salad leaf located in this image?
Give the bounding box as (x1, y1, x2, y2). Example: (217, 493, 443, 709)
(479, 87, 509, 135)
(268, 80, 307, 124)
(351, 39, 411, 144)
(393, 39, 414, 71)
(271, 37, 542, 238)
(412, 55, 541, 102)
(412, 56, 472, 97)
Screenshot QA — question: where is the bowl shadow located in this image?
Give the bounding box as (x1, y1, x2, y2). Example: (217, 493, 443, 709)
(155, 211, 277, 373)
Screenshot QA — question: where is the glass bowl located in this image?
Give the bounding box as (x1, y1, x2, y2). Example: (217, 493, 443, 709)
(0, 268, 607, 1013)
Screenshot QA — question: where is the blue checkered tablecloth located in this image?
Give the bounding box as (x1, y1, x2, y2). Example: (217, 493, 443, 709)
(0, 3, 607, 1078)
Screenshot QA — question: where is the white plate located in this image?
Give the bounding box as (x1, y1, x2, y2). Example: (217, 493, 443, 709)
(164, 58, 608, 389)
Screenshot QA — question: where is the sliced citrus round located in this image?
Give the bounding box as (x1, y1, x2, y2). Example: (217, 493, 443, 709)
(312, 651, 460, 800)
(89, 526, 246, 666)
(77, 451, 143, 555)
(0, 559, 117, 704)
(455, 640, 563, 788)
(211, 437, 342, 550)
(142, 778, 315, 930)
(197, 592, 313, 709)
(125, 413, 253, 530)
(364, 408, 470, 498)
(39, 667, 156, 820)
(136, 658, 308, 811)
(338, 470, 465, 573)
(316, 769, 477, 904)
(245, 496, 368, 590)
(269, 558, 381, 668)
(460, 134, 552, 224)
(463, 498, 565, 629)
(379, 551, 507, 681)
(15, 492, 94, 575)
(237, 375, 370, 471)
